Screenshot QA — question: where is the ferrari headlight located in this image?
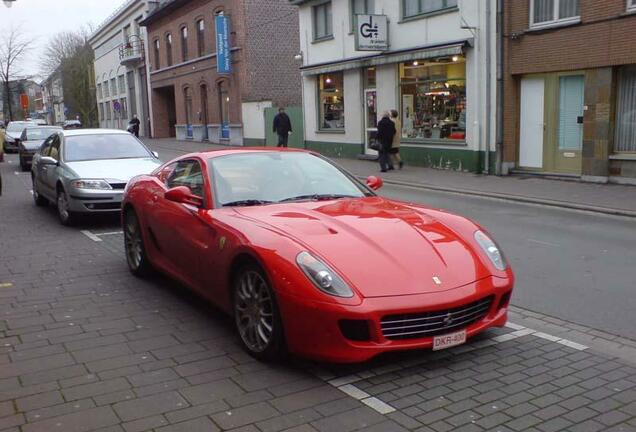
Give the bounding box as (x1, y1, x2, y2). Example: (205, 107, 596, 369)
(71, 179, 112, 190)
(296, 251, 353, 298)
(474, 230, 507, 271)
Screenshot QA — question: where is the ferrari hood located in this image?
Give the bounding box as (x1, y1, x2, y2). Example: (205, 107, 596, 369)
(235, 197, 490, 298)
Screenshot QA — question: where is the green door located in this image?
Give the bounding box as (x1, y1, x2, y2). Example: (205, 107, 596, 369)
(555, 75, 584, 173)
(265, 106, 304, 148)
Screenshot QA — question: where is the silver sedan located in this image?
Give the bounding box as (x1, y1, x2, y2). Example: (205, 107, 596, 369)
(31, 129, 162, 225)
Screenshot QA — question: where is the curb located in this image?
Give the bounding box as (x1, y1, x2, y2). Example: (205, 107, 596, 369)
(354, 175, 636, 218)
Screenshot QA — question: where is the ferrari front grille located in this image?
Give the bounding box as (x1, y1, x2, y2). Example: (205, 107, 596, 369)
(380, 296, 494, 340)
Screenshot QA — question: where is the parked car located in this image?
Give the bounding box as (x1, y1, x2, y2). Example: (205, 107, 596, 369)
(18, 126, 63, 171)
(121, 149, 514, 363)
(31, 129, 161, 225)
(34, 119, 48, 126)
(3, 121, 36, 153)
(62, 120, 82, 129)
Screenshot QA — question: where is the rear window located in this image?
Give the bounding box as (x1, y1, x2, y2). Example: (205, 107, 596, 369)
(25, 128, 60, 141)
(64, 134, 152, 162)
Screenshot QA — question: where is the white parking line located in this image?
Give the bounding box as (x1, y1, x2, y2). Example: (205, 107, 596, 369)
(96, 231, 124, 236)
(80, 230, 103, 242)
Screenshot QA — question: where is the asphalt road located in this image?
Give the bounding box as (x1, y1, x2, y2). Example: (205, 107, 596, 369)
(379, 184, 636, 340)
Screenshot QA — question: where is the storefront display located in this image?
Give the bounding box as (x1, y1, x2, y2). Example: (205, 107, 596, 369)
(399, 56, 466, 141)
(318, 73, 345, 130)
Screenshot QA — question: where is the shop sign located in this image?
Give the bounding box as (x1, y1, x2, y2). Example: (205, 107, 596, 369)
(215, 14, 232, 74)
(20, 94, 29, 110)
(355, 14, 389, 51)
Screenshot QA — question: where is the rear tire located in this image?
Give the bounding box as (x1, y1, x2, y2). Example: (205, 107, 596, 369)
(32, 176, 48, 207)
(233, 263, 286, 362)
(56, 187, 76, 226)
(124, 209, 152, 277)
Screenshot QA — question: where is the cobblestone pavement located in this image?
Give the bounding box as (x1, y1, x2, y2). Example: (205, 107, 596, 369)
(1, 154, 635, 431)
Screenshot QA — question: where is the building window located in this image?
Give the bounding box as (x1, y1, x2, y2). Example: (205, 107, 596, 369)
(197, 19, 205, 57)
(180, 26, 188, 62)
(120, 97, 128, 119)
(106, 103, 112, 120)
(318, 73, 344, 130)
(166, 33, 173, 66)
(398, 55, 467, 141)
(530, 0, 580, 28)
(614, 66, 636, 153)
(118, 75, 125, 95)
(97, 83, 102, 100)
(351, 0, 374, 28)
(98, 103, 103, 120)
(313, 2, 333, 41)
(629, 0, 636, 11)
(154, 39, 160, 70)
(110, 78, 117, 97)
(103, 81, 110, 98)
(402, 0, 458, 19)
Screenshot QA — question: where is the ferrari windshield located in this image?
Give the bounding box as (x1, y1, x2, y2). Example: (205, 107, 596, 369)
(209, 152, 371, 206)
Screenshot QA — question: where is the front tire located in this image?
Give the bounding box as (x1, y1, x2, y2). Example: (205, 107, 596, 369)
(124, 209, 152, 277)
(32, 176, 48, 206)
(56, 187, 76, 226)
(233, 264, 285, 361)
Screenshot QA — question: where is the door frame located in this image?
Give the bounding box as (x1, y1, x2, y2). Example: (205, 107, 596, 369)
(518, 75, 545, 170)
(363, 88, 378, 156)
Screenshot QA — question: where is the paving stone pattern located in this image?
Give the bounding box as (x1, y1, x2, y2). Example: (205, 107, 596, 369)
(1, 157, 635, 431)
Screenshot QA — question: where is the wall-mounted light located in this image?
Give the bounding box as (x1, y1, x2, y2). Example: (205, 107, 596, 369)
(294, 52, 303, 60)
(412, 61, 419, 66)
(452, 55, 459, 62)
(325, 77, 332, 84)
(225, 97, 230, 102)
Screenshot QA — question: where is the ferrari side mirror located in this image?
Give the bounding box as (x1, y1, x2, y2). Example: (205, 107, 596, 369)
(366, 175, 383, 191)
(165, 186, 203, 208)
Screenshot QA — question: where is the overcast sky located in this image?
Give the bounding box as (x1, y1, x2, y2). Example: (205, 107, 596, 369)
(0, 0, 129, 80)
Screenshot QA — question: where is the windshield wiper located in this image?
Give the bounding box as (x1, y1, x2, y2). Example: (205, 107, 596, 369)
(222, 199, 275, 207)
(278, 194, 357, 203)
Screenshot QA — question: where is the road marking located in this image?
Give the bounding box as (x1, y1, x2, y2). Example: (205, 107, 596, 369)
(527, 238, 560, 247)
(96, 231, 124, 236)
(80, 230, 103, 242)
(0, 283, 13, 288)
(361, 397, 396, 414)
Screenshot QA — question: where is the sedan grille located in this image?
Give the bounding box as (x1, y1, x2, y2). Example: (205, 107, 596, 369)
(109, 183, 127, 190)
(380, 296, 494, 340)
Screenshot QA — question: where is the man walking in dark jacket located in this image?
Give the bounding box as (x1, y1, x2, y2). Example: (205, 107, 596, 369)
(376, 111, 395, 172)
(273, 107, 292, 147)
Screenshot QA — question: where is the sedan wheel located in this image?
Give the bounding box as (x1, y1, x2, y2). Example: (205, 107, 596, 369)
(234, 265, 285, 361)
(32, 176, 48, 207)
(124, 210, 152, 276)
(56, 188, 75, 226)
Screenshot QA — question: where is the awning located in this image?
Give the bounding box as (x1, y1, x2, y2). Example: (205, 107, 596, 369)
(300, 39, 472, 76)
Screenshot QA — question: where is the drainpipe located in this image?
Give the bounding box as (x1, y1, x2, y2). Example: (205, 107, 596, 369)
(495, 0, 504, 175)
(484, 0, 492, 175)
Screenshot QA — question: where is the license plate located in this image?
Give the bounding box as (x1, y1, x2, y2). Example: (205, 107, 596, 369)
(432, 329, 466, 351)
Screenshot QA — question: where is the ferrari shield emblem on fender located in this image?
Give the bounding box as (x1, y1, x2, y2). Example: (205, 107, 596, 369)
(432, 276, 442, 285)
(219, 236, 226, 250)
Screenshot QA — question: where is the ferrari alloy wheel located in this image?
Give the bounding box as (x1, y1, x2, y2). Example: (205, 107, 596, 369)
(32, 176, 48, 207)
(56, 188, 75, 226)
(124, 209, 152, 277)
(233, 264, 285, 361)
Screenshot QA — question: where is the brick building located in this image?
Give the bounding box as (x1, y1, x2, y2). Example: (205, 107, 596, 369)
(140, 0, 301, 145)
(503, 0, 636, 183)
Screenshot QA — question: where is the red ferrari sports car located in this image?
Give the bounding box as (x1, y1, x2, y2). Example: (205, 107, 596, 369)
(122, 148, 514, 363)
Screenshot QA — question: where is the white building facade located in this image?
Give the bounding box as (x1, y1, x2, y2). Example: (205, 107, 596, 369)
(292, 0, 498, 172)
(89, 0, 152, 137)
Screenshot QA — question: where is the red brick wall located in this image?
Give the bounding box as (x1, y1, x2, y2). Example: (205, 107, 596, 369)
(502, 0, 636, 163)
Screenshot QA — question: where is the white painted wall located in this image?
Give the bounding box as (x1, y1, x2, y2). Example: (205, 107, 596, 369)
(242, 101, 273, 140)
(297, 0, 498, 160)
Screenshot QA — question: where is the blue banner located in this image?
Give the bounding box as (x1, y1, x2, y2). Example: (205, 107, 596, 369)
(215, 14, 232, 74)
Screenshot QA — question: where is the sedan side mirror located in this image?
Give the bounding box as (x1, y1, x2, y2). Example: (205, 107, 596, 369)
(165, 186, 203, 208)
(366, 175, 383, 191)
(40, 156, 58, 166)
(152, 151, 159, 158)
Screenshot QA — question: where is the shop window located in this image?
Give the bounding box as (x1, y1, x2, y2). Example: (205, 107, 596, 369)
(184, 87, 193, 138)
(363, 67, 376, 89)
(166, 33, 173, 67)
(398, 55, 466, 141)
(181, 26, 188, 62)
(530, 0, 579, 28)
(153, 39, 160, 70)
(402, 0, 457, 19)
(614, 66, 636, 153)
(313, 2, 333, 41)
(197, 20, 205, 57)
(351, 0, 374, 28)
(318, 73, 344, 131)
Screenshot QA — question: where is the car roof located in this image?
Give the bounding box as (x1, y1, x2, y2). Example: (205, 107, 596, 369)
(61, 128, 130, 137)
(25, 125, 62, 130)
(193, 147, 313, 161)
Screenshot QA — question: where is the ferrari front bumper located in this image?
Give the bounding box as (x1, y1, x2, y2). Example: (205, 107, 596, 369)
(277, 275, 513, 363)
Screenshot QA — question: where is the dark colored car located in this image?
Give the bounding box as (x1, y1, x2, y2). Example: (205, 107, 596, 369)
(19, 126, 63, 171)
(3, 121, 36, 153)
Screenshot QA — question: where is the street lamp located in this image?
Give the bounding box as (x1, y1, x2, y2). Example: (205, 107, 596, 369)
(3, 0, 16, 8)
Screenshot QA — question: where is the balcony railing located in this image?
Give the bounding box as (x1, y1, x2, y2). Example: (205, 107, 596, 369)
(119, 36, 145, 66)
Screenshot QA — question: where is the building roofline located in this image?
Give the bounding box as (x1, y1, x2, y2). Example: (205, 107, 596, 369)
(88, 0, 145, 44)
(138, 0, 191, 26)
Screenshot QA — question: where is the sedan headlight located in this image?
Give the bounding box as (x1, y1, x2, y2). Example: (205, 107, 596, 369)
(296, 251, 353, 298)
(474, 230, 507, 271)
(5, 136, 15, 143)
(71, 179, 112, 190)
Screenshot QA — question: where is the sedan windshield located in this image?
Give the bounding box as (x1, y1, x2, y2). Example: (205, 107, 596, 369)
(209, 152, 371, 206)
(64, 134, 153, 162)
(25, 128, 60, 141)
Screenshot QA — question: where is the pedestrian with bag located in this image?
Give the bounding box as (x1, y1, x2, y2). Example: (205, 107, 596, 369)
(128, 115, 141, 138)
(390, 109, 404, 169)
(272, 107, 292, 148)
(376, 111, 395, 172)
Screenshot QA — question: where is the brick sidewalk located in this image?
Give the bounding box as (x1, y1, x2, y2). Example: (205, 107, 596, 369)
(144, 138, 636, 217)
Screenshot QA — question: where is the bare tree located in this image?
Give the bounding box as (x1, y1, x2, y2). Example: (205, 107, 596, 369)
(40, 25, 94, 77)
(0, 27, 34, 121)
